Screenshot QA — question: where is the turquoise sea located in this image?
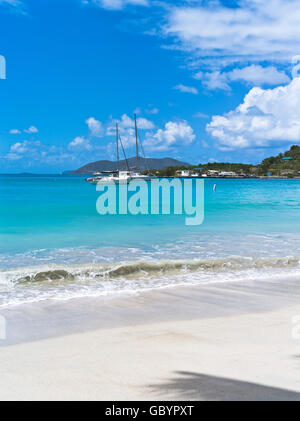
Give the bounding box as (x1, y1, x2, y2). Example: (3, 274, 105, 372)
(1, 174, 300, 306)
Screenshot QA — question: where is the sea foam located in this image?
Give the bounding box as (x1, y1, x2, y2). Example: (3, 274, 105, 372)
(1, 255, 300, 307)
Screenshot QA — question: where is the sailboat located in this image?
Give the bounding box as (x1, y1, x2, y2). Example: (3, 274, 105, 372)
(127, 114, 155, 181)
(87, 114, 155, 184)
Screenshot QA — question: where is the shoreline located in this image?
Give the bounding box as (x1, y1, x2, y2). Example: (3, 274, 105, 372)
(2, 254, 300, 308)
(2, 173, 300, 179)
(1, 275, 300, 400)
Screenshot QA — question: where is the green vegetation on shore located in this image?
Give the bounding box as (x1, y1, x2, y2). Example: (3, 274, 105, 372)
(147, 145, 300, 178)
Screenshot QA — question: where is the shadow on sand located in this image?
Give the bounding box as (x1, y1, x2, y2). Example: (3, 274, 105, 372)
(150, 371, 300, 401)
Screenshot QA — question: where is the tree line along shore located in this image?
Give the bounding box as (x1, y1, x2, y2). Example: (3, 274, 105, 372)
(145, 145, 300, 179)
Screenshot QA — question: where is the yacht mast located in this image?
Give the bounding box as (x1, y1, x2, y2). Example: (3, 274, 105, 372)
(134, 114, 139, 171)
(116, 122, 119, 171)
(119, 134, 130, 172)
(138, 132, 149, 173)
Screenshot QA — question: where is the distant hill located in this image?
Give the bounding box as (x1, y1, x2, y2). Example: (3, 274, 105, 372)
(71, 157, 190, 174)
(69, 145, 300, 177)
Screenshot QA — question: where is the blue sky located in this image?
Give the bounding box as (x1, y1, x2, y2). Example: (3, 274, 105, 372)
(0, 0, 300, 172)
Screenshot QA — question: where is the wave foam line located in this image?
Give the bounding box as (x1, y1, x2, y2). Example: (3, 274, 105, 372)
(0, 255, 300, 286)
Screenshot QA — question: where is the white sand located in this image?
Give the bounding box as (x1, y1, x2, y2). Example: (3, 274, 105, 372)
(1, 277, 300, 400)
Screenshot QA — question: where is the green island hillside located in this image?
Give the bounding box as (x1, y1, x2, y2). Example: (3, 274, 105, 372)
(258, 145, 300, 176)
(149, 145, 300, 178)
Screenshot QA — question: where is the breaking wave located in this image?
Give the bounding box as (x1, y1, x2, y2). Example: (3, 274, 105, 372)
(1, 255, 300, 307)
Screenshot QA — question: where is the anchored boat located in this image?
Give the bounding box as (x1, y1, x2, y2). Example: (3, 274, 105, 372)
(86, 114, 156, 184)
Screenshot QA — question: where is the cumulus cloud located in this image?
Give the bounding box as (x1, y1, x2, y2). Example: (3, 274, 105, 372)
(69, 136, 92, 150)
(195, 65, 290, 91)
(106, 116, 195, 153)
(72, 114, 155, 152)
(104, 114, 154, 149)
(207, 77, 300, 149)
(9, 126, 39, 135)
(85, 117, 104, 137)
(82, 0, 148, 11)
(10, 141, 29, 154)
(120, 113, 154, 130)
(24, 126, 38, 134)
(174, 84, 198, 94)
(229, 65, 290, 86)
(5, 140, 43, 161)
(144, 120, 196, 151)
(107, 113, 154, 134)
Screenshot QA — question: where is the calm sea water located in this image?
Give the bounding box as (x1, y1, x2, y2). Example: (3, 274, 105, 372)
(1, 174, 300, 306)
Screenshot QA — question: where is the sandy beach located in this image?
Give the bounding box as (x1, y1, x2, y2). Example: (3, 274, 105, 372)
(1, 275, 300, 401)
(2, 0, 300, 404)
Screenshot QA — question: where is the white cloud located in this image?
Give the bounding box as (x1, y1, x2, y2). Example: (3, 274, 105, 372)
(207, 77, 300, 149)
(106, 116, 195, 153)
(121, 113, 154, 129)
(72, 114, 155, 152)
(195, 65, 290, 91)
(10, 141, 29, 154)
(82, 0, 148, 11)
(194, 71, 230, 91)
(24, 126, 38, 134)
(3, 139, 80, 168)
(135, 116, 155, 130)
(162, 1, 300, 90)
(165, 1, 300, 66)
(104, 114, 154, 149)
(9, 126, 39, 134)
(6, 140, 43, 161)
(174, 84, 198, 95)
(85, 117, 104, 137)
(229, 65, 290, 86)
(144, 120, 196, 151)
(107, 113, 154, 133)
(69, 136, 92, 150)
(78, 0, 300, 92)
